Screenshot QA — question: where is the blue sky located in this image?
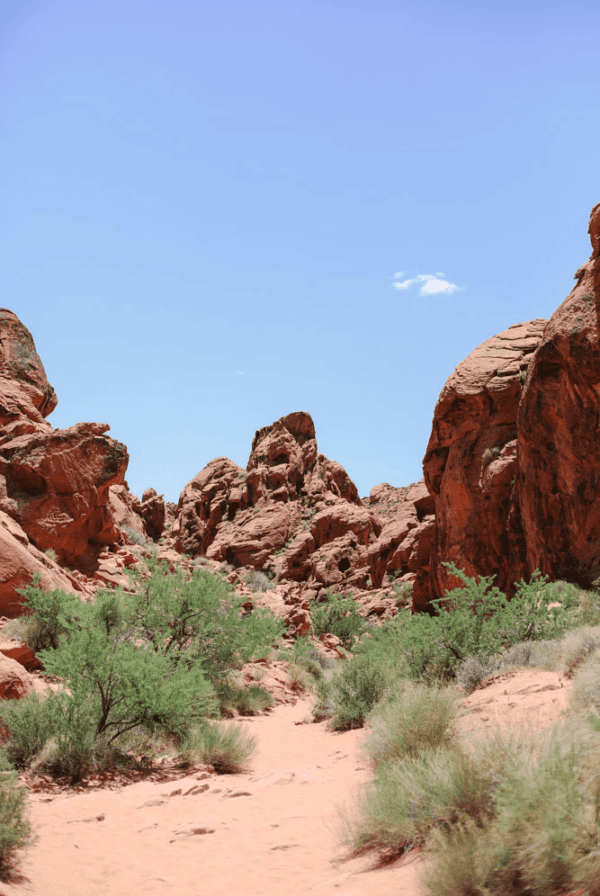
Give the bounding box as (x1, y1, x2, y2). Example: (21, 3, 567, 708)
(2, 0, 599, 503)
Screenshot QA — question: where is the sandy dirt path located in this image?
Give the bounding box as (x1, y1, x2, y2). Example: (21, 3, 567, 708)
(0, 669, 572, 896)
(2, 697, 424, 896)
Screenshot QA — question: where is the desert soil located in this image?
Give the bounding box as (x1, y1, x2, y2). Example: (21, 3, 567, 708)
(1, 669, 571, 896)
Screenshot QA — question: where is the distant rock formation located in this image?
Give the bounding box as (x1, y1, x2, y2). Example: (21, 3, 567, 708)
(175, 412, 381, 589)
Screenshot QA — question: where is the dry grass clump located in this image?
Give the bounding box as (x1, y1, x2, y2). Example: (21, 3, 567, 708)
(361, 681, 460, 768)
(421, 719, 600, 896)
(176, 721, 257, 774)
(561, 626, 600, 678)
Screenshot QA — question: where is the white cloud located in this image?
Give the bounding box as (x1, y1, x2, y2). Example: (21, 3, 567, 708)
(392, 270, 405, 279)
(234, 370, 245, 376)
(391, 272, 460, 296)
(421, 277, 459, 295)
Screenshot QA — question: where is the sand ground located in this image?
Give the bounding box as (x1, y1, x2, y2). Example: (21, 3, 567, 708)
(0, 669, 571, 896)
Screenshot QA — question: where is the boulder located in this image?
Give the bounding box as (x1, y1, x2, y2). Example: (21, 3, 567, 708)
(176, 458, 246, 556)
(0, 422, 128, 570)
(108, 483, 147, 542)
(367, 480, 434, 589)
(0, 637, 41, 671)
(0, 308, 57, 428)
(0, 652, 39, 699)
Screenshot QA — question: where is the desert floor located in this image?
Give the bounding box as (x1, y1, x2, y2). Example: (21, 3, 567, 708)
(1, 668, 570, 896)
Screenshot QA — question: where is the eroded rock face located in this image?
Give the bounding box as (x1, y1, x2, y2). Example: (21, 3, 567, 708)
(0, 422, 128, 569)
(0, 308, 57, 427)
(176, 412, 379, 590)
(0, 510, 81, 616)
(367, 480, 434, 591)
(140, 488, 166, 541)
(416, 319, 547, 608)
(0, 310, 130, 592)
(508, 201, 600, 590)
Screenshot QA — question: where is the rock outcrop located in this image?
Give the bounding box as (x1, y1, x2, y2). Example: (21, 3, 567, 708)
(0, 308, 57, 427)
(367, 480, 435, 595)
(0, 310, 130, 610)
(175, 412, 385, 592)
(417, 319, 547, 608)
(412, 202, 600, 608)
(507, 201, 600, 591)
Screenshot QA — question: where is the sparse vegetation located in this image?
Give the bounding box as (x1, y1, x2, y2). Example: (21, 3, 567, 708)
(0, 749, 32, 880)
(239, 569, 273, 592)
(122, 527, 147, 546)
(176, 720, 257, 773)
(0, 559, 285, 782)
(309, 590, 368, 648)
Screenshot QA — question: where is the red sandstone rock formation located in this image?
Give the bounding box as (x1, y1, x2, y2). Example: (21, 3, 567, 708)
(416, 319, 547, 608)
(0, 511, 82, 616)
(0, 310, 130, 610)
(367, 480, 435, 593)
(507, 201, 600, 590)
(0, 308, 57, 427)
(175, 413, 385, 593)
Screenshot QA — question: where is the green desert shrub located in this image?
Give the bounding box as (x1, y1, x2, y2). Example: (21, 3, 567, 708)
(276, 637, 337, 679)
(455, 654, 501, 694)
(391, 580, 413, 605)
(286, 662, 316, 692)
(421, 720, 600, 896)
(122, 526, 147, 547)
(120, 557, 285, 680)
(456, 639, 564, 693)
(0, 750, 32, 880)
(309, 591, 368, 648)
(14, 576, 86, 651)
(361, 682, 460, 768)
(214, 680, 275, 716)
(353, 564, 578, 685)
(338, 745, 494, 859)
(0, 690, 59, 769)
(313, 655, 398, 730)
(176, 720, 257, 773)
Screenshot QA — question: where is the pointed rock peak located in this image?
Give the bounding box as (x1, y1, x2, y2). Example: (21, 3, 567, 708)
(251, 412, 316, 454)
(0, 309, 58, 422)
(589, 200, 600, 255)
